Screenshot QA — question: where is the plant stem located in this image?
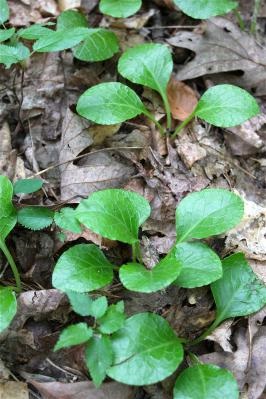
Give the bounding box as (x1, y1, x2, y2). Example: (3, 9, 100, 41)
(187, 318, 221, 347)
(0, 239, 21, 293)
(233, 9, 245, 30)
(161, 92, 172, 131)
(172, 111, 195, 138)
(143, 109, 165, 136)
(251, 0, 261, 34)
(132, 242, 137, 263)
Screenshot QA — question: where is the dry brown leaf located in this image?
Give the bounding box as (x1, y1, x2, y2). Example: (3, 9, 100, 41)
(30, 380, 135, 399)
(206, 320, 234, 352)
(58, 0, 81, 11)
(0, 382, 29, 399)
(167, 77, 198, 121)
(167, 17, 266, 95)
(104, 9, 155, 29)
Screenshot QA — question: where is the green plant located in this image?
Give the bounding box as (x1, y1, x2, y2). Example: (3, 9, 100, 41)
(173, 0, 238, 19)
(50, 187, 266, 394)
(99, 0, 142, 18)
(76, 43, 259, 135)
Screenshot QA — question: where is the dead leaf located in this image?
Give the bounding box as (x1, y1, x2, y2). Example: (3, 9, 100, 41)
(206, 320, 234, 352)
(30, 380, 135, 399)
(0, 382, 29, 399)
(58, 0, 81, 11)
(167, 17, 266, 95)
(167, 77, 198, 121)
(104, 9, 155, 29)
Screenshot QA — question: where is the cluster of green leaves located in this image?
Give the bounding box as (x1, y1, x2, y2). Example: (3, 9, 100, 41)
(0, 1, 119, 68)
(77, 42, 259, 135)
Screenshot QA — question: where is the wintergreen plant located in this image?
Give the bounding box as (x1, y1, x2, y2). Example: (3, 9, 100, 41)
(99, 0, 142, 18)
(173, 0, 238, 19)
(77, 43, 259, 135)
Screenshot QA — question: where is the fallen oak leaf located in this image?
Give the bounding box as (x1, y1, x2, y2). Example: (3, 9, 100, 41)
(167, 76, 198, 121)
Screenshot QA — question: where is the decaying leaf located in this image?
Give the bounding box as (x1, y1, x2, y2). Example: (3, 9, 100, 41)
(0, 382, 29, 399)
(167, 17, 266, 95)
(167, 76, 198, 121)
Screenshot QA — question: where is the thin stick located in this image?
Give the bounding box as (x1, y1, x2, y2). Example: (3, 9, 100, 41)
(251, 0, 261, 34)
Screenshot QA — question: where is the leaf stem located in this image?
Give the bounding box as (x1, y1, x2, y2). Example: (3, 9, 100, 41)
(132, 241, 142, 264)
(143, 109, 165, 136)
(233, 9, 245, 30)
(0, 239, 21, 293)
(161, 92, 172, 131)
(172, 111, 196, 138)
(187, 318, 221, 347)
(251, 0, 261, 34)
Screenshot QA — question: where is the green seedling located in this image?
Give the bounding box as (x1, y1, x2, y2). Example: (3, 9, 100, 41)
(99, 0, 142, 18)
(77, 43, 259, 135)
(173, 0, 238, 19)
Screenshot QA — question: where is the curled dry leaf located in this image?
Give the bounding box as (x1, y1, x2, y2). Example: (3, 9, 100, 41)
(167, 77, 198, 121)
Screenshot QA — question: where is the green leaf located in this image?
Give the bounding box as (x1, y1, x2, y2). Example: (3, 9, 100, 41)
(33, 27, 89, 52)
(76, 189, 151, 244)
(0, 0, 9, 24)
(90, 296, 108, 319)
(85, 335, 113, 387)
(54, 323, 93, 351)
(57, 10, 88, 30)
(173, 0, 238, 19)
(211, 253, 266, 324)
(0, 43, 29, 68)
(52, 244, 114, 293)
(119, 251, 182, 293)
(74, 29, 119, 62)
(13, 178, 43, 195)
(54, 207, 82, 233)
(174, 364, 239, 399)
(17, 206, 54, 230)
(67, 291, 93, 316)
(76, 82, 147, 125)
(98, 301, 125, 334)
(0, 175, 17, 239)
(176, 188, 244, 242)
(194, 85, 259, 128)
(0, 287, 17, 333)
(18, 25, 53, 40)
(10, 41, 30, 61)
(107, 313, 183, 385)
(118, 43, 173, 99)
(173, 242, 222, 288)
(0, 28, 15, 43)
(99, 0, 142, 18)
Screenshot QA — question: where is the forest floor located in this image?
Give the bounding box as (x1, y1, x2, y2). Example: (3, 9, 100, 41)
(0, 0, 266, 398)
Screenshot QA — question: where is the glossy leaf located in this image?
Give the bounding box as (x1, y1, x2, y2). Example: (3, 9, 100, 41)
(211, 253, 266, 323)
(0, 175, 17, 239)
(67, 291, 93, 316)
(176, 188, 244, 242)
(0, 287, 17, 333)
(107, 313, 183, 385)
(33, 27, 89, 52)
(118, 43, 173, 99)
(54, 207, 82, 233)
(54, 323, 93, 351)
(173, 242, 222, 288)
(0, 28, 15, 42)
(85, 335, 113, 387)
(17, 206, 54, 230)
(76, 189, 151, 244)
(57, 10, 87, 30)
(13, 178, 43, 195)
(173, 0, 238, 19)
(98, 301, 125, 334)
(76, 82, 147, 125)
(174, 364, 239, 399)
(99, 0, 142, 18)
(52, 244, 114, 293)
(74, 29, 119, 62)
(119, 251, 182, 293)
(194, 85, 259, 128)
(0, 0, 9, 24)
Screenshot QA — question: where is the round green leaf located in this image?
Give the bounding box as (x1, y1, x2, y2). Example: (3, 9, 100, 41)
(57, 10, 88, 30)
(119, 251, 182, 293)
(13, 178, 43, 195)
(118, 43, 173, 96)
(173, 0, 238, 19)
(52, 244, 114, 293)
(174, 364, 239, 399)
(54, 323, 93, 351)
(176, 188, 244, 242)
(74, 29, 119, 62)
(17, 206, 54, 230)
(0, 287, 17, 333)
(76, 189, 151, 244)
(195, 85, 259, 128)
(76, 82, 147, 125)
(173, 242, 222, 288)
(99, 0, 142, 18)
(54, 207, 82, 233)
(0, 175, 17, 239)
(211, 253, 266, 323)
(107, 313, 183, 385)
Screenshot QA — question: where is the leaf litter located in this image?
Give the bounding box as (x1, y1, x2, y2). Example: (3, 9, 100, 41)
(0, 1, 265, 398)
